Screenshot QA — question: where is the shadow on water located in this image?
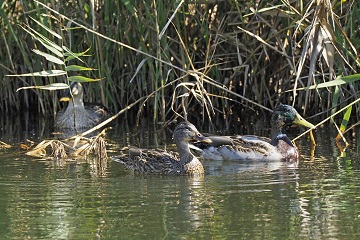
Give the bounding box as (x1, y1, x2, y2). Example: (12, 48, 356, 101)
(2, 111, 360, 238)
(0, 111, 53, 143)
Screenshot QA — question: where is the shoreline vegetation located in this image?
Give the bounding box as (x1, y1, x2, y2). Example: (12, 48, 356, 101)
(1, 0, 359, 132)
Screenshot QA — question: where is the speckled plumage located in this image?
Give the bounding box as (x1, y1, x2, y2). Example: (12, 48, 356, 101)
(192, 104, 314, 162)
(113, 122, 211, 175)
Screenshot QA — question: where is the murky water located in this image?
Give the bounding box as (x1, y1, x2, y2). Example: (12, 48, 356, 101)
(1, 113, 360, 239)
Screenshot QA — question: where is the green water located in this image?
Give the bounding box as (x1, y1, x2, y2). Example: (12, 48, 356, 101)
(1, 115, 360, 239)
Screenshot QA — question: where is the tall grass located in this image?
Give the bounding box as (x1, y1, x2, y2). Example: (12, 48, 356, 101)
(1, 0, 359, 127)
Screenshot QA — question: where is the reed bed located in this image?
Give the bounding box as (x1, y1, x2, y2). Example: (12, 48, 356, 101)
(1, 0, 359, 127)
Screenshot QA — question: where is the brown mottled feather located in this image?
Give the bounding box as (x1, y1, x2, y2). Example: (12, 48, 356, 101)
(113, 122, 210, 175)
(192, 104, 314, 162)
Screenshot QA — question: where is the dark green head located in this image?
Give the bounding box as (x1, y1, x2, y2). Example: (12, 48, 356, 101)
(271, 104, 314, 133)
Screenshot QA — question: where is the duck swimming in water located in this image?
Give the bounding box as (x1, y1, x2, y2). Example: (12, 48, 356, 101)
(112, 122, 212, 175)
(55, 82, 110, 130)
(191, 104, 315, 163)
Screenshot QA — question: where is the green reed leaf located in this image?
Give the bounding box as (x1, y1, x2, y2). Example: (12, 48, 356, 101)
(32, 49, 64, 65)
(16, 83, 69, 92)
(340, 105, 352, 133)
(63, 46, 91, 63)
(68, 75, 103, 82)
(296, 74, 360, 90)
(7, 70, 66, 77)
(19, 25, 63, 57)
(29, 16, 62, 39)
(65, 65, 96, 71)
(336, 105, 352, 142)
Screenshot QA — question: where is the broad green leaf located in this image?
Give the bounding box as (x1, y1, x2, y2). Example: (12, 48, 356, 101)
(336, 105, 352, 141)
(65, 65, 95, 71)
(32, 31, 63, 53)
(30, 29, 63, 57)
(68, 75, 103, 82)
(29, 16, 62, 39)
(296, 74, 360, 90)
(33, 49, 64, 65)
(19, 25, 63, 57)
(63, 46, 91, 55)
(63, 46, 91, 62)
(16, 83, 69, 92)
(63, 46, 85, 63)
(340, 105, 352, 132)
(38, 39, 63, 58)
(7, 70, 66, 77)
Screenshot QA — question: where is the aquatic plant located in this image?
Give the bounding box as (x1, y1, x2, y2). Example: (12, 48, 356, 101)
(25, 132, 108, 160)
(1, 0, 359, 140)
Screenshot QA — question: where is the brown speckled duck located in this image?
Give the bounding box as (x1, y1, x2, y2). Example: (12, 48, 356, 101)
(112, 122, 212, 175)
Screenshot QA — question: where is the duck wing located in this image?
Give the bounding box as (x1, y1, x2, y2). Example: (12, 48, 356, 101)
(113, 147, 181, 174)
(191, 134, 282, 161)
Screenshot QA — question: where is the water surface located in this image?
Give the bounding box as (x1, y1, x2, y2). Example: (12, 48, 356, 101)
(1, 113, 360, 239)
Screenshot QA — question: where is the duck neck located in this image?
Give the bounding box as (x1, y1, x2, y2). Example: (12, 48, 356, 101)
(175, 140, 194, 164)
(67, 96, 84, 110)
(270, 118, 286, 144)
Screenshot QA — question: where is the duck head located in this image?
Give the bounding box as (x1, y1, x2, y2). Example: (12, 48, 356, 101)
(173, 122, 212, 144)
(271, 104, 314, 134)
(60, 82, 84, 108)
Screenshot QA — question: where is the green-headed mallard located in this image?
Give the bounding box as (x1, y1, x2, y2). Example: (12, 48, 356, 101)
(56, 82, 110, 129)
(112, 122, 212, 175)
(191, 104, 315, 162)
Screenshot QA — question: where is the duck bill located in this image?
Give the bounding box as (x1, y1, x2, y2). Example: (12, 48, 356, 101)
(194, 134, 212, 144)
(59, 96, 70, 102)
(294, 114, 315, 129)
(60, 87, 72, 102)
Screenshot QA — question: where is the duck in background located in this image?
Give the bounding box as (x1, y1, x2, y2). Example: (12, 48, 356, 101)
(112, 122, 212, 175)
(55, 82, 110, 130)
(191, 104, 315, 163)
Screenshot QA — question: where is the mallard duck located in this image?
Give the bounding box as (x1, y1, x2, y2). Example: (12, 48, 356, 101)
(112, 122, 212, 175)
(191, 104, 315, 162)
(55, 82, 110, 129)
